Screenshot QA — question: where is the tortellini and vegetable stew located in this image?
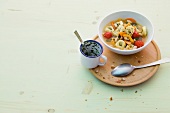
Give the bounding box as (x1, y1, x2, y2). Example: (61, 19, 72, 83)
(102, 18, 147, 50)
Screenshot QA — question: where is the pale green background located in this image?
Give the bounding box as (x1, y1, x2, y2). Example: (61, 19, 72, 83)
(0, 0, 170, 113)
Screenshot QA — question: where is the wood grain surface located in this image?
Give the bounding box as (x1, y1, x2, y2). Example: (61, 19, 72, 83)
(90, 35, 161, 86)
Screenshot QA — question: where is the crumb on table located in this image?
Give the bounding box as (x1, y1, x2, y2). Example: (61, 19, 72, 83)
(110, 97, 113, 101)
(111, 65, 115, 69)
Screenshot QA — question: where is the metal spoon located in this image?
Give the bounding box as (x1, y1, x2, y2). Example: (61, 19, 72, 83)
(111, 57, 170, 77)
(74, 30, 84, 45)
(74, 30, 89, 52)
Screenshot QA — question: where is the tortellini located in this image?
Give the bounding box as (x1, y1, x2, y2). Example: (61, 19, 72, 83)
(105, 26, 114, 34)
(113, 24, 125, 36)
(125, 25, 135, 36)
(125, 44, 137, 50)
(114, 21, 123, 27)
(142, 26, 147, 36)
(115, 40, 126, 49)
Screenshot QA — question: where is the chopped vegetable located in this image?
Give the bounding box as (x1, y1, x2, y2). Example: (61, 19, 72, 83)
(134, 40, 144, 48)
(111, 21, 116, 29)
(124, 40, 131, 45)
(119, 32, 126, 36)
(123, 34, 134, 43)
(132, 30, 140, 38)
(103, 32, 112, 39)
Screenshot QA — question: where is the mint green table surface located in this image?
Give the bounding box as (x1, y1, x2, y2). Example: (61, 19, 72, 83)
(0, 0, 170, 113)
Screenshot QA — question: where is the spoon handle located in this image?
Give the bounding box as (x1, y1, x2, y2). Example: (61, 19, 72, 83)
(134, 57, 170, 69)
(74, 30, 83, 44)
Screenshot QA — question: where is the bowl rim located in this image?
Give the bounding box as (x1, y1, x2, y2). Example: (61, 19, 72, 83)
(98, 10, 154, 53)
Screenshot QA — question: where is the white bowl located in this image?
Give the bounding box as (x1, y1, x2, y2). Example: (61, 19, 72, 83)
(98, 10, 154, 55)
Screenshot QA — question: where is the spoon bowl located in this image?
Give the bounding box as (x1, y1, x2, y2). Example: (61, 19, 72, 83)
(111, 63, 135, 77)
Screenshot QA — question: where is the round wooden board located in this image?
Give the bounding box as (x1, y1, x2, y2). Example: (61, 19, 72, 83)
(89, 35, 161, 87)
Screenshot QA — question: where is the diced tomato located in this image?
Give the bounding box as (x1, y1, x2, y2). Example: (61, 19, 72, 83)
(132, 30, 140, 38)
(103, 32, 112, 39)
(134, 40, 144, 48)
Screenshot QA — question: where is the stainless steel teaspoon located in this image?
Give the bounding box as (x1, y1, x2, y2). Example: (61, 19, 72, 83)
(111, 57, 170, 77)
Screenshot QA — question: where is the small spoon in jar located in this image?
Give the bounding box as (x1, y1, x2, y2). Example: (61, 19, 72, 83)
(74, 30, 84, 45)
(111, 57, 170, 77)
(74, 30, 90, 55)
(74, 30, 87, 49)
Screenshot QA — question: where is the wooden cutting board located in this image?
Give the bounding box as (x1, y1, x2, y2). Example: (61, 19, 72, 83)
(89, 35, 161, 86)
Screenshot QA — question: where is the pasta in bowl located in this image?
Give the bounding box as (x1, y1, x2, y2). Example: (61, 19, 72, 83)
(98, 10, 154, 55)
